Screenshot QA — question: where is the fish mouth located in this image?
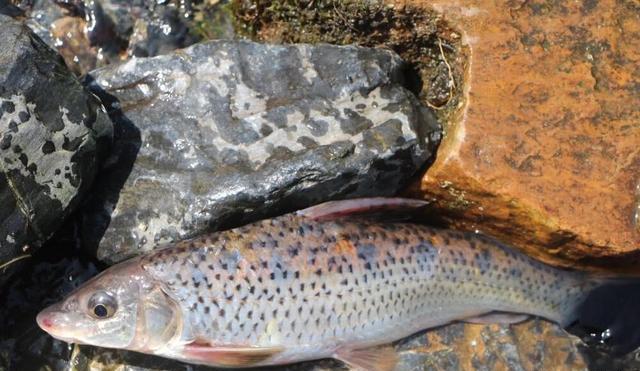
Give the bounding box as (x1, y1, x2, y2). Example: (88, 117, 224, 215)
(36, 305, 78, 344)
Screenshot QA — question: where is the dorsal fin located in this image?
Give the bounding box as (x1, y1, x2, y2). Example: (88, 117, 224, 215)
(297, 197, 429, 221)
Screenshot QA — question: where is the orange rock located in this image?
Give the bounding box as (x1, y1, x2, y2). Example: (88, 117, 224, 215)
(399, 0, 640, 270)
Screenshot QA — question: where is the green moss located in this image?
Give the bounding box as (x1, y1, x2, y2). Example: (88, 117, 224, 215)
(189, 1, 237, 40)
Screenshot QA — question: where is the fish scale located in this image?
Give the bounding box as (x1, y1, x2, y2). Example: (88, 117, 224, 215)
(140, 212, 595, 365)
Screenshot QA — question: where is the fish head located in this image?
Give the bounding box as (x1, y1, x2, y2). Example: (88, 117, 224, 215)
(36, 258, 180, 351)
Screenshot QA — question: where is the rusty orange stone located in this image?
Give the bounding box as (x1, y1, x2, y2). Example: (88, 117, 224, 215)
(397, 0, 640, 270)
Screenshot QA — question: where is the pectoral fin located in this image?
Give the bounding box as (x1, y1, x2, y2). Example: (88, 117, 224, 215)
(463, 311, 530, 324)
(182, 343, 284, 367)
(335, 345, 398, 371)
(297, 197, 429, 221)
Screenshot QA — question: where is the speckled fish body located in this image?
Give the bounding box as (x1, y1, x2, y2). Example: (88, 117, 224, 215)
(37, 199, 599, 370)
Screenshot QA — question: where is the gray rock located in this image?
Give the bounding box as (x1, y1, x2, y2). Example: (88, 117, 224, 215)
(82, 40, 440, 263)
(0, 15, 113, 286)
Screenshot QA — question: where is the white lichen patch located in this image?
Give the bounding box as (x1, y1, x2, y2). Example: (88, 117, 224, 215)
(195, 52, 235, 98)
(133, 212, 176, 253)
(0, 94, 90, 208)
(299, 45, 319, 84)
(231, 83, 268, 120)
(194, 86, 414, 167)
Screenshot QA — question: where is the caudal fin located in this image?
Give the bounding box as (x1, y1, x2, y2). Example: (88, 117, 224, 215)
(567, 278, 640, 355)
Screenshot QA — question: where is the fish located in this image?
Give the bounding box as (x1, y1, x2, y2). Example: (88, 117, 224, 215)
(37, 197, 605, 370)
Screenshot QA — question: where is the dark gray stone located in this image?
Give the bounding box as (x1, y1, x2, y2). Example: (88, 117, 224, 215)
(82, 40, 440, 263)
(0, 15, 113, 287)
(0, 0, 23, 18)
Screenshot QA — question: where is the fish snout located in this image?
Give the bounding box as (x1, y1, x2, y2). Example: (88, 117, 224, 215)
(36, 304, 77, 343)
(36, 311, 53, 329)
(36, 305, 63, 330)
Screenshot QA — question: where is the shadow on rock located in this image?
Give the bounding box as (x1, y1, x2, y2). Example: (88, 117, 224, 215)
(78, 75, 141, 259)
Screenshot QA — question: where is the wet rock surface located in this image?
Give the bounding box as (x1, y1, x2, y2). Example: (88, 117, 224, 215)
(0, 14, 112, 287)
(82, 40, 439, 263)
(402, 0, 640, 271)
(14, 0, 230, 75)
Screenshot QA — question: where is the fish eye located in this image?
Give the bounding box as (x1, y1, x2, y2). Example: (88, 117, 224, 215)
(88, 291, 117, 319)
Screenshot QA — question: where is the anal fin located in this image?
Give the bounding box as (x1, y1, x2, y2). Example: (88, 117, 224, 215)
(335, 345, 397, 371)
(463, 311, 530, 325)
(182, 343, 283, 367)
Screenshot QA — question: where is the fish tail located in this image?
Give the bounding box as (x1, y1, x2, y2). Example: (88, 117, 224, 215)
(564, 272, 640, 328)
